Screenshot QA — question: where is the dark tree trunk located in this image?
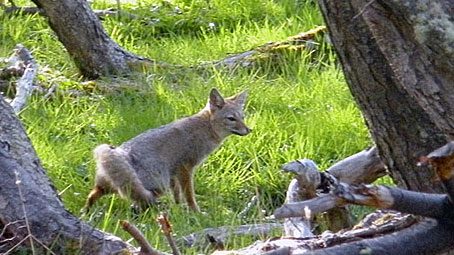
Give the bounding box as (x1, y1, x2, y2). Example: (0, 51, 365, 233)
(319, 0, 454, 193)
(217, 1, 454, 253)
(0, 96, 134, 254)
(30, 0, 152, 79)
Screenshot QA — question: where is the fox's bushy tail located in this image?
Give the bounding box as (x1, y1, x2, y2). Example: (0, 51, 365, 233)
(93, 144, 156, 206)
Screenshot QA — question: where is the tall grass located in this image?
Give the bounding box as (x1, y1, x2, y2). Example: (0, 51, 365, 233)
(2, 0, 373, 253)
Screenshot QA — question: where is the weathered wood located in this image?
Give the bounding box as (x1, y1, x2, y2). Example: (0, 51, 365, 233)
(281, 159, 319, 238)
(8, 45, 37, 113)
(305, 219, 454, 255)
(274, 194, 342, 220)
(180, 223, 283, 249)
(275, 181, 454, 221)
(281, 147, 385, 236)
(212, 212, 421, 255)
(327, 146, 386, 184)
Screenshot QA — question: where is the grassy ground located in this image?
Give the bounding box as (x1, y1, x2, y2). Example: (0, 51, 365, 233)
(1, 0, 376, 253)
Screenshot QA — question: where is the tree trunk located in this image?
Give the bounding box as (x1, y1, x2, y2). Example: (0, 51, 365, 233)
(318, 0, 454, 193)
(30, 0, 152, 79)
(0, 96, 134, 254)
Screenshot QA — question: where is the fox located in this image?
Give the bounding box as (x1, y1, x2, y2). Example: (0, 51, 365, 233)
(84, 88, 251, 212)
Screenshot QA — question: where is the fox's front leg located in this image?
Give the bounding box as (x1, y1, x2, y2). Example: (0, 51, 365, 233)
(179, 166, 200, 212)
(170, 176, 182, 204)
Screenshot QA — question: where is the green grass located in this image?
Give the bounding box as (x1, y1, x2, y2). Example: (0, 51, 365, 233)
(2, 0, 375, 253)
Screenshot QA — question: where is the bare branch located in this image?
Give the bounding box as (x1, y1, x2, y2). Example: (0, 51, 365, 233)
(120, 220, 166, 255)
(157, 213, 180, 255)
(274, 194, 344, 219)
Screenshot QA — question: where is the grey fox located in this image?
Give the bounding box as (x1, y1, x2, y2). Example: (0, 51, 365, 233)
(84, 88, 251, 212)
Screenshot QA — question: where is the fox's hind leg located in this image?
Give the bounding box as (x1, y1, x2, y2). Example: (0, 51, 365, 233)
(83, 171, 113, 212)
(84, 186, 105, 211)
(86, 144, 157, 212)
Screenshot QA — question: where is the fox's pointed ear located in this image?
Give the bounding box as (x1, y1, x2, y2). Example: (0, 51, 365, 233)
(232, 90, 248, 108)
(209, 88, 225, 110)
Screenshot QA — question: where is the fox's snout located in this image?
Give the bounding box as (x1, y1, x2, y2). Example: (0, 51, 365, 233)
(233, 125, 251, 136)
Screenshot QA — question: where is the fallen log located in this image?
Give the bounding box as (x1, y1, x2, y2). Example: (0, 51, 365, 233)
(0, 44, 38, 113)
(212, 211, 419, 255)
(204, 26, 327, 70)
(180, 223, 283, 250)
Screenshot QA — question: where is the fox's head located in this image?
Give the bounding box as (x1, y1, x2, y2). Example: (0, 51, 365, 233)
(207, 88, 251, 139)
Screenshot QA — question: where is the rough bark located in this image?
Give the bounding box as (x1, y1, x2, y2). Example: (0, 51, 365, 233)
(319, 0, 454, 193)
(0, 96, 135, 254)
(30, 0, 153, 79)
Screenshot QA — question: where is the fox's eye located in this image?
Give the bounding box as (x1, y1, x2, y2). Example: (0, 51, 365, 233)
(227, 117, 236, 121)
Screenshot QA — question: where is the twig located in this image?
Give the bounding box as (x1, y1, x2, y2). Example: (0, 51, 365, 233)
(0, 220, 23, 242)
(14, 171, 35, 254)
(57, 184, 72, 196)
(3, 172, 57, 255)
(29, 235, 56, 255)
(119, 220, 162, 255)
(157, 213, 181, 255)
(3, 233, 31, 255)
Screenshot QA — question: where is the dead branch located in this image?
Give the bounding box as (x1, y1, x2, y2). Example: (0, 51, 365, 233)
(10, 63, 36, 113)
(281, 159, 322, 238)
(213, 212, 448, 255)
(214, 211, 417, 255)
(274, 180, 454, 221)
(0, 44, 38, 113)
(157, 213, 180, 255)
(274, 194, 343, 220)
(180, 223, 283, 249)
(120, 220, 166, 255)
